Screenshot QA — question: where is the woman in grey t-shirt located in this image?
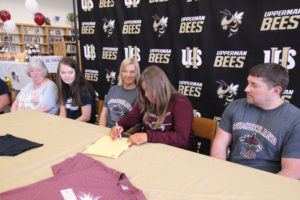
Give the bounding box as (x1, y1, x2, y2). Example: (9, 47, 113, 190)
(99, 58, 140, 127)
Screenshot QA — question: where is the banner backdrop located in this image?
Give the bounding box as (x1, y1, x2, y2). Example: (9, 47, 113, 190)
(77, 0, 300, 120)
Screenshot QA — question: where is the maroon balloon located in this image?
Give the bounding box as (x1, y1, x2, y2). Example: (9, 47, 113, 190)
(34, 12, 45, 26)
(0, 10, 11, 22)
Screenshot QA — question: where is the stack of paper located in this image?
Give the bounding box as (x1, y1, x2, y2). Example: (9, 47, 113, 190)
(83, 135, 131, 159)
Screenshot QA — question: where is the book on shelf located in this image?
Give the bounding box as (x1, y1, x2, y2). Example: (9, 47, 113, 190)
(48, 29, 55, 35)
(3, 36, 15, 43)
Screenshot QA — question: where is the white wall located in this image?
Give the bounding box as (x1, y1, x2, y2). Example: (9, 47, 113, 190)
(0, 0, 74, 27)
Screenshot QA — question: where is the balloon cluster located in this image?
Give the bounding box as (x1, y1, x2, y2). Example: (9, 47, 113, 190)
(25, 0, 45, 26)
(0, 10, 16, 33)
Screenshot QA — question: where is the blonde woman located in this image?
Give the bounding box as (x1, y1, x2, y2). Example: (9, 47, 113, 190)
(110, 65, 194, 150)
(99, 58, 140, 127)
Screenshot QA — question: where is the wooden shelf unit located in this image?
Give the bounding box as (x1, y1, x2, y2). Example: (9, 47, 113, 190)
(53, 41, 77, 57)
(0, 23, 75, 55)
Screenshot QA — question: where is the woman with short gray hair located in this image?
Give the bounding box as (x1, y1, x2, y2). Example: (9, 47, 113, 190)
(11, 58, 58, 114)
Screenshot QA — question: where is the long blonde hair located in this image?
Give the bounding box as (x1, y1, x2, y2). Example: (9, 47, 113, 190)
(118, 58, 140, 86)
(138, 65, 177, 128)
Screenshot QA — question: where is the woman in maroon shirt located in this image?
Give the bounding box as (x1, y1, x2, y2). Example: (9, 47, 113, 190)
(110, 65, 194, 150)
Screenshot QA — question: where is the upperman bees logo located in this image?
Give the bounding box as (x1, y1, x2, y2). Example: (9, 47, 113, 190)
(260, 8, 300, 31)
(148, 49, 171, 64)
(220, 9, 244, 38)
(178, 80, 202, 98)
(122, 20, 142, 34)
(102, 47, 118, 60)
(152, 15, 168, 38)
(84, 69, 98, 82)
(81, 0, 94, 11)
(81, 22, 95, 34)
(214, 50, 247, 68)
(99, 0, 114, 8)
(105, 69, 116, 85)
(124, 0, 140, 8)
(83, 44, 96, 61)
(102, 18, 115, 38)
(263, 47, 296, 70)
(179, 16, 205, 33)
(181, 47, 202, 69)
(149, 0, 168, 3)
(216, 80, 239, 106)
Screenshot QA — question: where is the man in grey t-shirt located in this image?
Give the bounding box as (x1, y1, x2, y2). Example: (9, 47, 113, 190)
(211, 63, 300, 180)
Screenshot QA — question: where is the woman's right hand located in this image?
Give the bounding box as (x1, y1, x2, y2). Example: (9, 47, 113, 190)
(110, 125, 124, 140)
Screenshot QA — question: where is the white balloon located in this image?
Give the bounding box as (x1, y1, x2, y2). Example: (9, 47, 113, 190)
(25, 0, 39, 13)
(3, 20, 16, 33)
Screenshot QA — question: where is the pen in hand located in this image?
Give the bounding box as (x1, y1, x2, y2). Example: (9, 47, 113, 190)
(116, 122, 122, 139)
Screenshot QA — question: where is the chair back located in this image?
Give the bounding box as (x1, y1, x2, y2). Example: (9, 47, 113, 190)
(95, 100, 104, 123)
(192, 116, 217, 144)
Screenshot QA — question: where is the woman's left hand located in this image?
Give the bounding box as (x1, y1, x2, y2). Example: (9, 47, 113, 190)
(128, 133, 148, 145)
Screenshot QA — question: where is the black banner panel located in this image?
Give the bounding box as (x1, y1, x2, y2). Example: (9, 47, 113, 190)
(77, 0, 300, 120)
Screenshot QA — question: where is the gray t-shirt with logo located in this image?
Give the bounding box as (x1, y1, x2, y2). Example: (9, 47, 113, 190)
(219, 98, 300, 173)
(104, 85, 138, 128)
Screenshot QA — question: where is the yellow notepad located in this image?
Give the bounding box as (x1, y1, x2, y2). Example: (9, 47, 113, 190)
(83, 135, 131, 159)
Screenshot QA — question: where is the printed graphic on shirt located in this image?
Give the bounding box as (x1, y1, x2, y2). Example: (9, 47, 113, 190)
(146, 112, 172, 131)
(60, 188, 102, 200)
(121, 184, 129, 191)
(233, 122, 277, 145)
(78, 192, 102, 200)
(66, 98, 79, 111)
(233, 122, 277, 159)
(240, 133, 262, 152)
(18, 91, 41, 110)
(60, 188, 77, 200)
(108, 98, 133, 122)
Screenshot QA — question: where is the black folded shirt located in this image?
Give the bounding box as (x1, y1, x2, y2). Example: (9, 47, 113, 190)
(0, 134, 43, 156)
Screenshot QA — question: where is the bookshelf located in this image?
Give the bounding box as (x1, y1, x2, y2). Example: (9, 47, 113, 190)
(0, 23, 75, 55)
(53, 41, 77, 57)
(53, 40, 81, 70)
